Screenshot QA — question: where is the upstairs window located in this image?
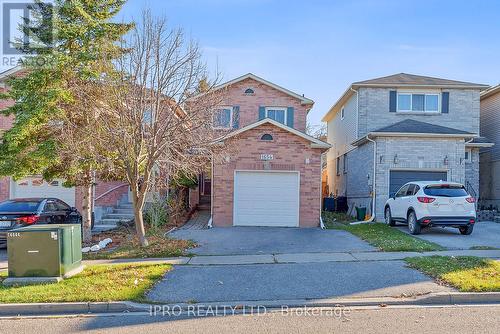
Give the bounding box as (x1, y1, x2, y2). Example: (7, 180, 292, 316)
(341, 107, 345, 120)
(213, 107, 233, 129)
(244, 88, 254, 95)
(397, 93, 440, 113)
(261, 134, 273, 141)
(336, 157, 340, 176)
(265, 107, 287, 125)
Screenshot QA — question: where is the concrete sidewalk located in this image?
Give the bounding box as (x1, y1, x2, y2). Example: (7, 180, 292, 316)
(1, 249, 500, 270)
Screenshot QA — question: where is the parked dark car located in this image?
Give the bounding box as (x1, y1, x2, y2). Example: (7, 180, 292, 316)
(0, 198, 83, 248)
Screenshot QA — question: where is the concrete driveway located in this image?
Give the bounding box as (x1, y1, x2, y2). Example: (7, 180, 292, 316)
(147, 261, 451, 303)
(170, 227, 376, 255)
(396, 221, 500, 250)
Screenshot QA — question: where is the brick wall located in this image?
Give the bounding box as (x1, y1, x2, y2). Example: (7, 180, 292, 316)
(358, 87, 481, 137)
(221, 78, 309, 132)
(212, 123, 324, 227)
(374, 137, 466, 220)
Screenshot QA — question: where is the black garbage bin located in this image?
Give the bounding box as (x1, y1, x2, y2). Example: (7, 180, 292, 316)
(323, 197, 335, 211)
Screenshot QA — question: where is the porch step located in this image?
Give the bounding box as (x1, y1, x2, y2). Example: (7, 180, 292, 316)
(198, 204, 210, 210)
(102, 213, 134, 220)
(494, 216, 500, 223)
(98, 218, 132, 225)
(117, 203, 133, 209)
(113, 208, 134, 214)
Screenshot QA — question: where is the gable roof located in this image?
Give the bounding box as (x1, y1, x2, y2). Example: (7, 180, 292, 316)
(352, 119, 476, 146)
(322, 73, 489, 122)
(192, 73, 314, 106)
(481, 84, 500, 100)
(0, 65, 23, 81)
(352, 73, 489, 89)
(373, 119, 474, 135)
(215, 118, 331, 149)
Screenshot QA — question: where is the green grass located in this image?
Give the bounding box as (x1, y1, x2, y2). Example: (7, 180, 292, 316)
(406, 256, 500, 292)
(322, 211, 444, 252)
(0, 263, 171, 303)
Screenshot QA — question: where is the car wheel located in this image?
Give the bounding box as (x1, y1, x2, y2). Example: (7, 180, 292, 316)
(407, 211, 421, 235)
(459, 225, 474, 235)
(385, 207, 395, 226)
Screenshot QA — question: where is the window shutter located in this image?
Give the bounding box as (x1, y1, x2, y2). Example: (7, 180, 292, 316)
(286, 107, 294, 128)
(389, 91, 397, 112)
(232, 106, 240, 129)
(258, 106, 266, 120)
(441, 92, 449, 113)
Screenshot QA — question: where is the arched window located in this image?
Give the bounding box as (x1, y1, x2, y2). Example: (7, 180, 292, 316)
(244, 88, 254, 94)
(261, 134, 273, 141)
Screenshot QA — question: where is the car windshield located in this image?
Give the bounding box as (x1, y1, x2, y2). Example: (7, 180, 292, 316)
(0, 200, 41, 212)
(423, 185, 468, 197)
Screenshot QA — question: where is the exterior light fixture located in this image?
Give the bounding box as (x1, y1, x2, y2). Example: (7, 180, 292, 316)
(393, 154, 399, 164)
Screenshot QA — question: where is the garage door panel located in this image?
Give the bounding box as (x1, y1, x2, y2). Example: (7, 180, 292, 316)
(234, 171, 299, 227)
(389, 171, 447, 195)
(11, 177, 76, 206)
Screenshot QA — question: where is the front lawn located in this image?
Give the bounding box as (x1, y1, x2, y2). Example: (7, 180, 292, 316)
(406, 256, 500, 292)
(84, 227, 195, 260)
(0, 263, 171, 303)
(322, 212, 444, 252)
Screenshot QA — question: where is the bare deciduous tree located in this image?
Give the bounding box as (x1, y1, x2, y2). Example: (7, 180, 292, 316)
(96, 11, 227, 246)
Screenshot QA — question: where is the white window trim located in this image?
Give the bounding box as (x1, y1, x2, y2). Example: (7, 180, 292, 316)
(265, 106, 288, 125)
(340, 107, 345, 120)
(213, 106, 234, 129)
(465, 148, 472, 163)
(396, 91, 441, 113)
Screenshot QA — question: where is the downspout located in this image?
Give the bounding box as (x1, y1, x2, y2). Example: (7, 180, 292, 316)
(351, 134, 376, 225)
(207, 153, 214, 228)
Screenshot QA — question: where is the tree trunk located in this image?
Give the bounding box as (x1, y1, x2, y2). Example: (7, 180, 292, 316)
(132, 186, 149, 247)
(81, 181, 93, 243)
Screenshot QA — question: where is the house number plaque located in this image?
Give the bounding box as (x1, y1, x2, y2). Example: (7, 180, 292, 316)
(260, 154, 274, 161)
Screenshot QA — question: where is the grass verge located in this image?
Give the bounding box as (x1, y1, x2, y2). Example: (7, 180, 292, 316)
(322, 211, 444, 252)
(406, 256, 500, 292)
(84, 227, 195, 260)
(0, 263, 171, 303)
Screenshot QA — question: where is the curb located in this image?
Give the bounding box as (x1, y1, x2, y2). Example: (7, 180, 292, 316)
(0, 292, 499, 316)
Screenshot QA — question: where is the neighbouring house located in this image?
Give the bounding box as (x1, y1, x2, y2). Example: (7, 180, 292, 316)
(0, 66, 130, 221)
(190, 73, 330, 227)
(322, 73, 493, 221)
(479, 84, 500, 209)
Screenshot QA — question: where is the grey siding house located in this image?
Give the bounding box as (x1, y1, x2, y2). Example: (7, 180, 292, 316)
(479, 85, 500, 208)
(322, 73, 492, 221)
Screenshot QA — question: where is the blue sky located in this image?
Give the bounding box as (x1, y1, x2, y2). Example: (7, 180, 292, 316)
(4, 0, 500, 126)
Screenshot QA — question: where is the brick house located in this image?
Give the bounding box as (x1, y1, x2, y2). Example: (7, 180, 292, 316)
(322, 73, 493, 221)
(191, 73, 330, 228)
(0, 66, 129, 219)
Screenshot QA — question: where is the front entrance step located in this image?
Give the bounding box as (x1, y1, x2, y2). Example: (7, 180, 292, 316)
(113, 208, 134, 214)
(102, 213, 134, 220)
(198, 204, 210, 210)
(117, 203, 133, 209)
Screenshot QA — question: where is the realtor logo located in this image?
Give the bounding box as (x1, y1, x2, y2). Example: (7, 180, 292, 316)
(1, 0, 54, 65)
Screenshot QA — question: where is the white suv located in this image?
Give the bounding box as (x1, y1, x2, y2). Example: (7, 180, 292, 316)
(384, 181, 476, 235)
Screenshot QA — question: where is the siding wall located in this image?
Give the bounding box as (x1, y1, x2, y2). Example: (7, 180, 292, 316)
(480, 91, 500, 161)
(480, 90, 500, 203)
(326, 93, 357, 195)
(358, 88, 481, 137)
(346, 142, 374, 214)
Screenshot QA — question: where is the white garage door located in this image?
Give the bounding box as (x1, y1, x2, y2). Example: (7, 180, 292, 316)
(10, 177, 76, 206)
(233, 171, 299, 227)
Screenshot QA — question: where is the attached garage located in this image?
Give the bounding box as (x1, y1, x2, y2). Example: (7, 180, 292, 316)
(233, 171, 300, 227)
(10, 177, 76, 206)
(389, 170, 448, 195)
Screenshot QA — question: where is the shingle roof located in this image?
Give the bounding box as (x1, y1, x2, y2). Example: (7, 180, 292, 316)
(470, 136, 492, 144)
(352, 73, 488, 88)
(372, 119, 475, 135)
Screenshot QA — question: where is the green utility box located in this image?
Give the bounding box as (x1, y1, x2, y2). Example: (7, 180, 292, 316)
(7, 224, 82, 278)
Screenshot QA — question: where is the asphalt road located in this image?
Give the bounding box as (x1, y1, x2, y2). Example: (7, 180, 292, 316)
(0, 305, 498, 333)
